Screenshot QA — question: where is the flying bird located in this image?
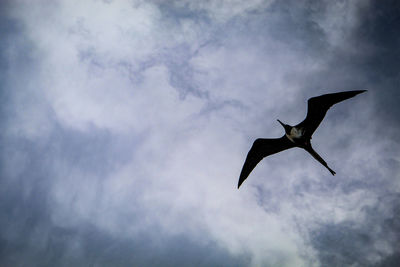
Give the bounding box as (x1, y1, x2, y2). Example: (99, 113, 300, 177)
(238, 90, 366, 189)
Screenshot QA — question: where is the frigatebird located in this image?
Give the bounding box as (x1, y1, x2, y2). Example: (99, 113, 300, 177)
(238, 90, 366, 189)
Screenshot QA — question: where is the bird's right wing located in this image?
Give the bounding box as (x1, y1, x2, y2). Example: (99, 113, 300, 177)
(238, 136, 295, 188)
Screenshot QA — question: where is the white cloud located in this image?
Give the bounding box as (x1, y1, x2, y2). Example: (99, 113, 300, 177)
(4, 0, 400, 266)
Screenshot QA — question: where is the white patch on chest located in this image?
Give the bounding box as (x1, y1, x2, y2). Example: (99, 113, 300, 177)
(286, 127, 304, 143)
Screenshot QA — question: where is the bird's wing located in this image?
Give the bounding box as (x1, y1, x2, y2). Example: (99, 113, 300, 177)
(238, 136, 295, 188)
(296, 90, 366, 137)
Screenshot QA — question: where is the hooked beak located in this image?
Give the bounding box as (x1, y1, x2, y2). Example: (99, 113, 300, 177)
(277, 119, 285, 127)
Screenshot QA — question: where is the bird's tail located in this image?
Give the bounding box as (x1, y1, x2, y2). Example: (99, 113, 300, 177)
(304, 145, 336, 176)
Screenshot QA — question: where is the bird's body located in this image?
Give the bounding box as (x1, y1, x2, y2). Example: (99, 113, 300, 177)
(286, 126, 305, 143)
(237, 90, 366, 189)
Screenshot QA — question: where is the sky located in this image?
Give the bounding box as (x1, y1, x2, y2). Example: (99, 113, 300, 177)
(1, 0, 400, 266)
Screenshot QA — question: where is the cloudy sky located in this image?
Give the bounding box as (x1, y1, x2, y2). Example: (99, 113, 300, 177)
(1, 0, 400, 266)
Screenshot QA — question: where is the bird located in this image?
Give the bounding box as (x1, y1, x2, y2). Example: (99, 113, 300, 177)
(237, 90, 366, 189)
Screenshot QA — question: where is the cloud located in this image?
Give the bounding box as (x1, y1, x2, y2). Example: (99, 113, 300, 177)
(1, 0, 400, 266)
(310, 194, 400, 266)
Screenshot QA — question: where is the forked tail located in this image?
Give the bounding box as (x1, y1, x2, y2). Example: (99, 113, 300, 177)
(304, 145, 336, 175)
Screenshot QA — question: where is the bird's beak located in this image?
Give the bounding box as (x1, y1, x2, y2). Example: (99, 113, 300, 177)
(277, 119, 285, 127)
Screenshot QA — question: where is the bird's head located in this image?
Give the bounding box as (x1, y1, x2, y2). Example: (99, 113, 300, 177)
(277, 119, 292, 135)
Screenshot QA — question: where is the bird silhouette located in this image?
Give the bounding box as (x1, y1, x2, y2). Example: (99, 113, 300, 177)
(238, 90, 366, 189)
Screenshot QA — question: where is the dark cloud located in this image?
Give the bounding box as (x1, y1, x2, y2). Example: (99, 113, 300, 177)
(291, 2, 400, 265)
(0, 198, 248, 267)
(353, 0, 400, 123)
(304, 0, 400, 124)
(310, 194, 400, 267)
(0, 126, 248, 267)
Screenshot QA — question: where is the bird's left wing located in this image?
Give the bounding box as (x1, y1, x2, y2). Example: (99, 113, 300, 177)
(296, 90, 366, 137)
(238, 136, 295, 188)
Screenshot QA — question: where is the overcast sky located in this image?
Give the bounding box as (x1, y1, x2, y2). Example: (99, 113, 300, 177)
(1, 0, 400, 266)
